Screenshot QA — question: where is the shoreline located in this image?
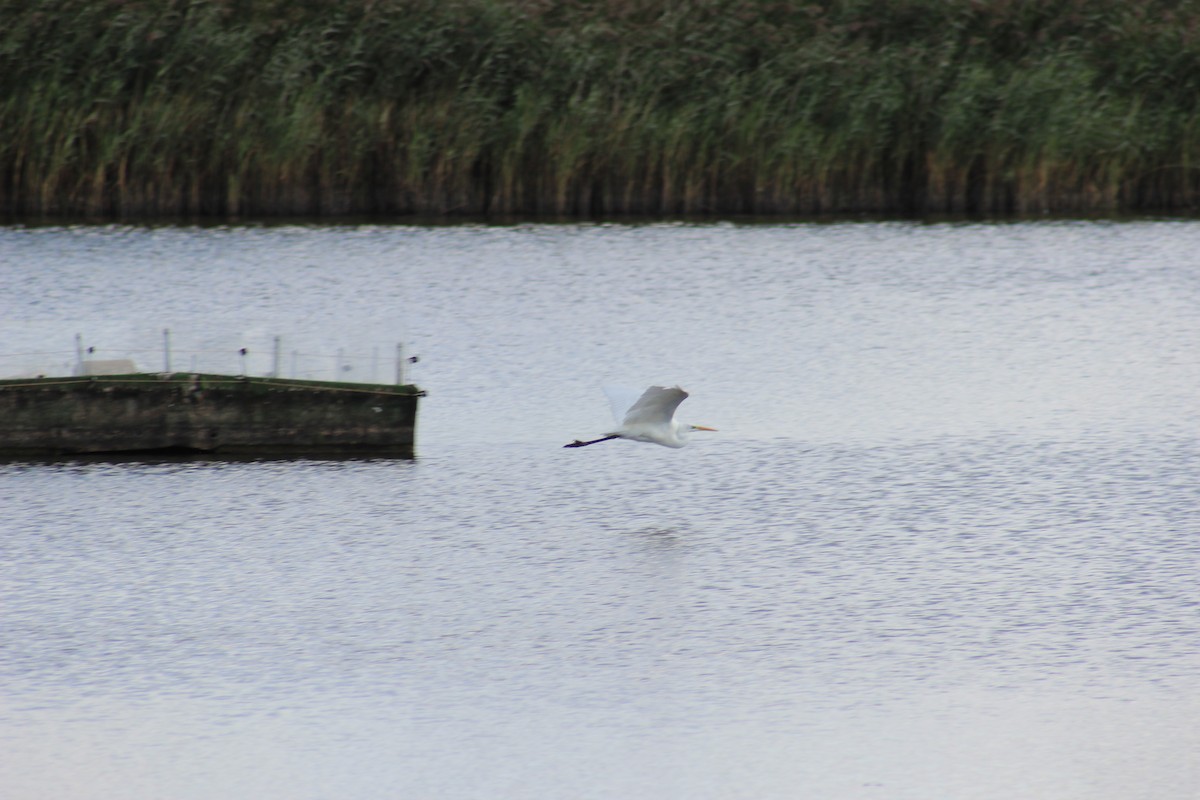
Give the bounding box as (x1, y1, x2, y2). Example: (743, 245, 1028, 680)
(5, 0, 1200, 217)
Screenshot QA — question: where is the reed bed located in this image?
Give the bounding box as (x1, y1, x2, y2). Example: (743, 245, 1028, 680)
(4, 0, 1200, 217)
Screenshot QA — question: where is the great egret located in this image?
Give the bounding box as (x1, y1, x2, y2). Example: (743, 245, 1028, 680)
(564, 385, 717, 449)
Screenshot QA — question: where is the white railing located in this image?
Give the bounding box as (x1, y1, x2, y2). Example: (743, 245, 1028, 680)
(1, 332, 420, 385)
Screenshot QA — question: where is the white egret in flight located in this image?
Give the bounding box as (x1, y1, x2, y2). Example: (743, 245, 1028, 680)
(564, 385, 716, 449)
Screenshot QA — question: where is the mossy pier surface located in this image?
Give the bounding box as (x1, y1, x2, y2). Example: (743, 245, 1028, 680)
(4, 0, 1200, 218)
(0, 373, 422, 458)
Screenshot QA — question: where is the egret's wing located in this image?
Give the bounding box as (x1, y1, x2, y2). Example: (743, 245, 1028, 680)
(602, 385, 646, 424)
(620, 385, 688, 427)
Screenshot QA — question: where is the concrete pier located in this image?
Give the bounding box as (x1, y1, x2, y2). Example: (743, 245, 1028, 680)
(0, 373, 421, 458)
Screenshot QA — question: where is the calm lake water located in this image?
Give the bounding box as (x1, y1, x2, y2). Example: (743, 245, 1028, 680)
(2, 220, 1199, 799)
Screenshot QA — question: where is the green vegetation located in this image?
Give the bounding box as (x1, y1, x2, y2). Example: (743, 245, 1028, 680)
(4, 0, 1200, 216)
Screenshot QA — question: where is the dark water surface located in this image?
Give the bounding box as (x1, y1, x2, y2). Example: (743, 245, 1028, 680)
(2, 221, 1198, 798)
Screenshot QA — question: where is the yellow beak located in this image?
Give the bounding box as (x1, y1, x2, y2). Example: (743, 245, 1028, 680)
(692, 425, 717, 431)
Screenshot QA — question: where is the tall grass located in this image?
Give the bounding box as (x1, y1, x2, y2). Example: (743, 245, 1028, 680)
(3, 0, 1200, 216)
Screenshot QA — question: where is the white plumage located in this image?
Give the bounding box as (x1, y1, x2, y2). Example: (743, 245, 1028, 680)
(564, 385, 716, 449)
